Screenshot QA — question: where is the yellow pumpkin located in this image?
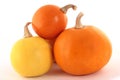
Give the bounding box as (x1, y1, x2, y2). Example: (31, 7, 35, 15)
(10, 22, 53, 77)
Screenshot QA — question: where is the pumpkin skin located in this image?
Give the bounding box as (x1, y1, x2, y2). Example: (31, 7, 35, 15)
(11, 37, 53, 77)
(54, 13, 112, 75)
(32, 4, 76, 39)
(46, 38, 56, 62)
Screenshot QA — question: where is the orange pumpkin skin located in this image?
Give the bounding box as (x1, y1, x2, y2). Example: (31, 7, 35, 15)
(32, 5, 67, 39)
(46, 38, 56, 62)
(54, 26, 112, 75)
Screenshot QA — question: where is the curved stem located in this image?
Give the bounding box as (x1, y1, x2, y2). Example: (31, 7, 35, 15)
(60, 4, 77, 14)
(75, 12, 84, 29)
(24, 22, 33, 38)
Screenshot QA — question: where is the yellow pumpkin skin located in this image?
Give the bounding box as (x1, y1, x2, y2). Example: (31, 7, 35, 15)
(10, 37, 53, 77)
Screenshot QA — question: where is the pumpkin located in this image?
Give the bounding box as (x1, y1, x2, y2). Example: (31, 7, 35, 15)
(10, 22, 53, 77)
(32, 4, 77, 39)
(54, 12, 112, 75)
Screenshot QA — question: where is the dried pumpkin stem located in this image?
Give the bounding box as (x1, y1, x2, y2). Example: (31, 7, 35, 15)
(60, 4, 77, 14)
(24, 22, 33, 38)
(75, 12, 84, 29)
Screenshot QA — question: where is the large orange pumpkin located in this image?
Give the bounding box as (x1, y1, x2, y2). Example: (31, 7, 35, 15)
(54, 12, 112, 75)
(32, 4, 76, 39)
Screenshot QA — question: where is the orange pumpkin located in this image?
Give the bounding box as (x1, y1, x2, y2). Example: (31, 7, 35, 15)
(46, 38, 56, 62)
(32, 4, 77, 39)
(54, 12, 112, 75)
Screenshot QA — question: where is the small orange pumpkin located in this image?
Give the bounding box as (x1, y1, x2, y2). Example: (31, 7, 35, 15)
(32, 4, 77, 39)
(54, 12, 112, 75)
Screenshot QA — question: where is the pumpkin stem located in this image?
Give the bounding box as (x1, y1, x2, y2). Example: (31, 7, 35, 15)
(75, 12, 84, 29)
(60, 4, 77, 14)
(24, 22, 33, 38)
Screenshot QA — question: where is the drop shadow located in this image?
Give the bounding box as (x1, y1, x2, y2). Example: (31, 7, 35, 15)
(46, 63, 70, 77)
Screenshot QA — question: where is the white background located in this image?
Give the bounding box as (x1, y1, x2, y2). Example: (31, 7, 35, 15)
(0, 0, 120, 80)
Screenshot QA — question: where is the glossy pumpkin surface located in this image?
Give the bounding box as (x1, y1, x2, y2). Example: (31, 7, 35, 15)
(54, 12, 112, 75)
